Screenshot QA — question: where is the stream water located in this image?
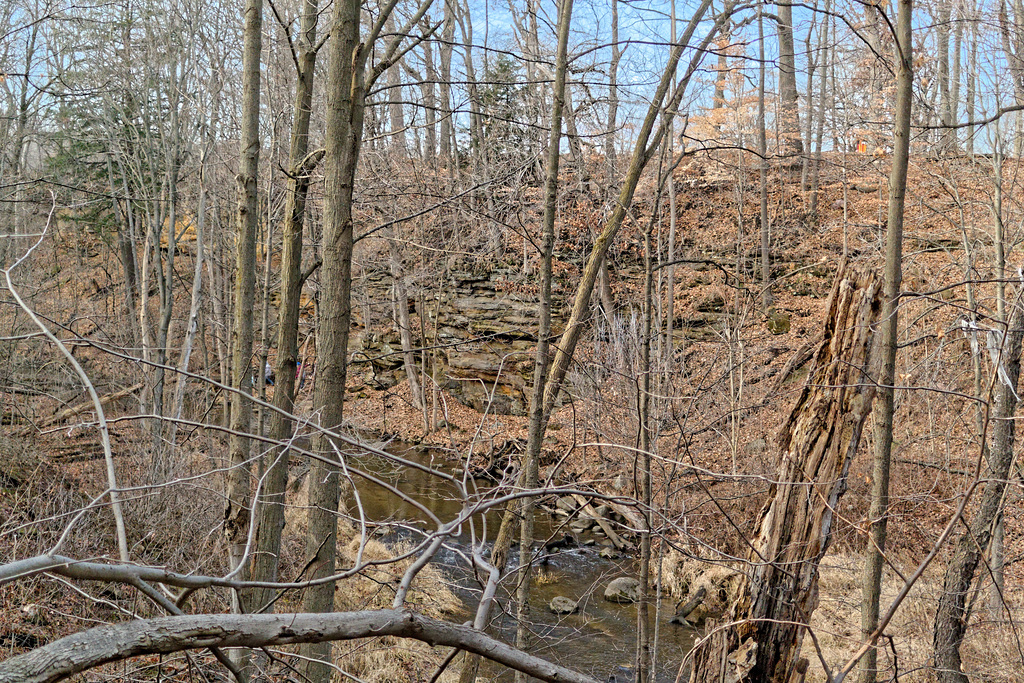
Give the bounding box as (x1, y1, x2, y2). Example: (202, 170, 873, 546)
(344, 445, 696, 682)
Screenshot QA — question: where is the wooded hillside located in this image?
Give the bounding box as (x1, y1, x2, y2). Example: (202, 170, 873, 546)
(2, 0, 1024, 681)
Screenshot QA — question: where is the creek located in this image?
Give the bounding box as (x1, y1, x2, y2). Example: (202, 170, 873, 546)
(344, 444, 697, 682)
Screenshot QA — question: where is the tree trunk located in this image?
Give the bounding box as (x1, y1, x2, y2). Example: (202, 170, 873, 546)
(390, 239, 425, 417)
(250, 0, 321, 616)
(225, 0, 263, 610)
(757, 3, 771, 312)
(300, 0, 363, 675)
(385, 14, 406, 156)
(605, 0, 620, 175)
(420, 20, 437, 160)
(636, 155, 659, 683)
(513, 0, 572, 678)
(859, 0, 912, 677)
(776, 1, 803, 156)
(937, 0, 954, 153)
(809, 0, 830, 218)
(663, 0, 679, 369)
(0, 611, 601, 683)
(712, 21, 730, 135)
(690, 264, 882, 683)
(542, 0, 726, 420)
(932, 154, 1024, 683)
(967, 0, 977, 157)
(439, 4, 455, 165)
(168, 145, 208, 449)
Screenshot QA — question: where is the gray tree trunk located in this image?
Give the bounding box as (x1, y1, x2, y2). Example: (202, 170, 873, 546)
(250, 0, 321, 616)
(225, 0, 263, 598)
(300, 0, 363, 678)
(0, 611, 600, 683)
(776, 1, 802, 155)
(859, 0, 912, 677)
(512, 1, 572, 678)
(757, 4, 771, 311)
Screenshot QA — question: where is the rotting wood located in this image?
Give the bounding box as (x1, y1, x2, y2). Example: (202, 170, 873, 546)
(690, 262, 882, 683)
(571, 493, 628, 550)
(770, 339, 818, 393)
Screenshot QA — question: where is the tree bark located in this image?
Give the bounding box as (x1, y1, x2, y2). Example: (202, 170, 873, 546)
(438, 3, 455, 165)
(385, 14, 406, 156)
(390, 238, 425, 417)
(512, 2, 573, 678)
(605, 0, 620, 175)
(690, 264, 882, 683)
(636, 156, 658, 683)
(757, 3, 771, 311)
(776, 0, 803, 155)
(937, 0, 955, 153)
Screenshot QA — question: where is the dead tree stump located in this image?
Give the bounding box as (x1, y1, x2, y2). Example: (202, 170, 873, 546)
(690, 263, 882, 683)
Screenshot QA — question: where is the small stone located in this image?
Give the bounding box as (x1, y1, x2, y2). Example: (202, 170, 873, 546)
(744, 438, 768, 454)
(604, 577, 641, 603)
(549, 596, 578, 614)
(599, 548, 619, 560)
(766, 309, 791, 335)
(570, 520, 592, 534)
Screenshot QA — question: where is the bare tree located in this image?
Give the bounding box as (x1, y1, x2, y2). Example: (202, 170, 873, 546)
(250, 0, 324, 612)
(225, 0, 263, 615)
(859, 0, 913, 676)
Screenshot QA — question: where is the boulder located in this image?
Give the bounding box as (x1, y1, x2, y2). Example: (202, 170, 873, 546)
(555, 496, 578, 513)
(604, 577, 641, 603)
(548, 596, 578, 615)
(570, 520, 592, 534)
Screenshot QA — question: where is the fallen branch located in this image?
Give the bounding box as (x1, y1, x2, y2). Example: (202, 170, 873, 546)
(24, 384, 143, 434)
(0, 610, 601, 683)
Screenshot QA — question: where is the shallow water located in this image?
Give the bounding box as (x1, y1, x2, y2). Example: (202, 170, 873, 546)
(343, 445, 696, 682)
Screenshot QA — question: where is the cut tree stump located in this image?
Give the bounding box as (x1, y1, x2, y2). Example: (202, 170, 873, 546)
(690, 263, 882, 683)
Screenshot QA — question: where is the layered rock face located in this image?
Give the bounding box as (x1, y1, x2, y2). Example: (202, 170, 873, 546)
(352, 264, 562, 416)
